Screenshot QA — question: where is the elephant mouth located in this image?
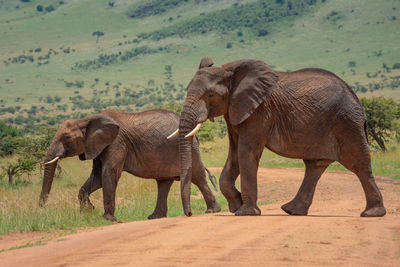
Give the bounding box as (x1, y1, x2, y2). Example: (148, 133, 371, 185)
(79, 153, 86, 161)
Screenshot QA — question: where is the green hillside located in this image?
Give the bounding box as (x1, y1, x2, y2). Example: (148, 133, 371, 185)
(0, 0, 399, 127)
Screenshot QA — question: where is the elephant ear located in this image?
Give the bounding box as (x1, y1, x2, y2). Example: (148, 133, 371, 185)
(198, 56, 214, 69)
(227, 60, 278, 126)
(84, 114, 120, 160)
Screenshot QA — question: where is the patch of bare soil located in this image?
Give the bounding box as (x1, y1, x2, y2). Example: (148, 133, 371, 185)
(0, 167, 399, 266)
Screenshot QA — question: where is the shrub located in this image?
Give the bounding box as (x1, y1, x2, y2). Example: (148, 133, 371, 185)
(36, 5, 43, 12)
(45, 5, 55, 12)
(258, 29, 269, 36)
(348, 61, 356, 67)
(392, 63, 400, 69)
(0, 121, 22, 156)
(361, 96, 400, 150)
(226, 42, 232, 48)
(128, 0, 187, 18)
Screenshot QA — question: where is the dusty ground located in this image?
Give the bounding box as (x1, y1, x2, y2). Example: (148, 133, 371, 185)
(0, 167, 399, 266)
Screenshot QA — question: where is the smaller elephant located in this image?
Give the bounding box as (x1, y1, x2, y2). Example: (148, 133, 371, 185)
(39, 109, 221, 222)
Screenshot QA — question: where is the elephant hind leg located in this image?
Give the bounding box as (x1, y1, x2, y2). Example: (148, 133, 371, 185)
(148, 179, 174, 220)
(281, 159, 332, 216)
(339, 151, 386, 217)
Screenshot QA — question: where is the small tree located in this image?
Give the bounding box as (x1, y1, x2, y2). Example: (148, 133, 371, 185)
(1, 125, 56, 186)
(92, 31, 104, 43)
(2, 156, 36, 186)
(361, 96, 400, 151)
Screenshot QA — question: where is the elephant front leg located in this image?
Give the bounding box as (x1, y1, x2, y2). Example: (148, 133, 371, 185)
(101, 162, 123, 223)
(148, 179, 174, 219)
(78, 174, 102, 211)
(78, 158, 102, 211)
(234, 134, 264, 216)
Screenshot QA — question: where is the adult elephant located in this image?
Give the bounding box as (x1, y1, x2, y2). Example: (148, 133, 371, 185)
(39, 109, 220, 222)
(168, 57, 386, 217)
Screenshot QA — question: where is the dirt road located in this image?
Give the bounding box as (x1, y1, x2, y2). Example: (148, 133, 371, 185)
(1, 167, 399, 266)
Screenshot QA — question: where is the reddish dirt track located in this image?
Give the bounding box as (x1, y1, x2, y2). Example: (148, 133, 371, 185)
(1, 167, 399, 266)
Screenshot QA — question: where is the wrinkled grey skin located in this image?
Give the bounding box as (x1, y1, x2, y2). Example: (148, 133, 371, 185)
(39, 109, 220, 222)
(175, 57, 385, 217)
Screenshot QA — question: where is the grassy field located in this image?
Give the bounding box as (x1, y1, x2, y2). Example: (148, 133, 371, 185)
(0, 155, 229, 235)
(1, 137, 398, 236)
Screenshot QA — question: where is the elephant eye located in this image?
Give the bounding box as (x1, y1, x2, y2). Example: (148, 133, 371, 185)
(63, 134, 72, 142)
(208, 92, 215, 97)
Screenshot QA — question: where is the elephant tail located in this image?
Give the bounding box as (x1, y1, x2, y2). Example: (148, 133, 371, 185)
(364, 119, 369, 144)
(205, 168, 218, 191)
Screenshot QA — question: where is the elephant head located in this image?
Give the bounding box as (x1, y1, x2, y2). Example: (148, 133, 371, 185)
(39, 114, 119, 207)
(169, 57, 278, 216)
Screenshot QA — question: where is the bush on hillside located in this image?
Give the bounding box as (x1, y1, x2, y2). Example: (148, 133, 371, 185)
(361, 96, 400, 151)
(45, 5, 55, 12)
(128, 0, 188, 18)
(258, 29, 269, 36)
(137, 0, 317, 40)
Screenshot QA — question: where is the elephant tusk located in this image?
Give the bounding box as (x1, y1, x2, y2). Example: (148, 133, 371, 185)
(166, 129, 179, 139)
(185, 123, 202, 138)
(44, 156, 59, 165)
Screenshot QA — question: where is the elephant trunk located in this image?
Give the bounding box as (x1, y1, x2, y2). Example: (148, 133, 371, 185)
(39, 142, 62, 207)
(178, 98, 200, 216)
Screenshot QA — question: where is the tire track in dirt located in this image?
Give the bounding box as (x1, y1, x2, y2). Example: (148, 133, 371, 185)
(0, 167, 399, 266)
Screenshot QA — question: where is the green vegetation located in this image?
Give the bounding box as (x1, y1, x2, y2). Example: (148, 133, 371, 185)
(0, 124, 55, 185)
(360, 97, 400, 151)
(137, 0, 317, 40)
(0, 156, 228, 235)
(73, 45, 168, 71)
(92, 31, 105, 43)
(128, 0, 189, 18)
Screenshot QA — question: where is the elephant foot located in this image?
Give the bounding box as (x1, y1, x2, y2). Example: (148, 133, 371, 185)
(80, 200, 95, 212)
(234, 205, 261, 216)
(103, 213, 123, 223)
(205, 203, 221, 213)
(228, 197, 243, 213)
(281, 201, 309, 216)
(147, 213, 167, 220)
(360, 206, 386, 217)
